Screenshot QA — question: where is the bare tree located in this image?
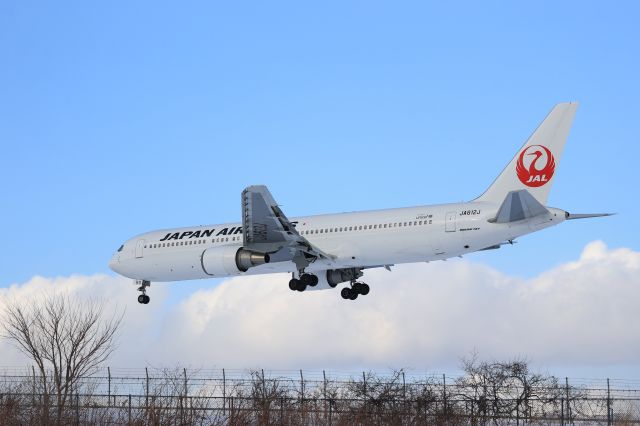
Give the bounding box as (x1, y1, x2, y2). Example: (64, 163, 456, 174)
(456, 352, 566, 424)
(2, 294, 122, 425)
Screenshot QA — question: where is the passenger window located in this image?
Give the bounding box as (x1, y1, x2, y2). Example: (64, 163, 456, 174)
(419, 221, 422, 225)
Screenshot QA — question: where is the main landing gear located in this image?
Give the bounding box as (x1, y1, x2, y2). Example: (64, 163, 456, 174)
(136, 279, 151, 304)
(288, 273, 319, 292)
(340, 281, 370, 301)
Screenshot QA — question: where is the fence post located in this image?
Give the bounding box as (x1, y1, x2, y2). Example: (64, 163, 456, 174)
(179, 395, 184, 424)
(107, 366, 111, 405)
(443, 373, 447, 417)
(183, 368, 188, 398)
(560, 397, 564, 426)
(565, 377, 570, 422)
(128, 394, 132, 424)
(607, 378, 612, 425)
(402, 370, 406, 400)
(402, 370, 406, 423)
(280, 396, 284, 424)
(223, 368, 226, 416)
(363, 371, 367, 398)
(145, 367, 149, 409)
(32, 365, 36, 408)
(323, 369, 328, 420)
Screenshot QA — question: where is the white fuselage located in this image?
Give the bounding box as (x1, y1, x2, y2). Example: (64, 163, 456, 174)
(109, 201, 566, 282)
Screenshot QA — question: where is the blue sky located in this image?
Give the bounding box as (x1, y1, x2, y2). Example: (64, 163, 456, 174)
(1, 1, 638, 298)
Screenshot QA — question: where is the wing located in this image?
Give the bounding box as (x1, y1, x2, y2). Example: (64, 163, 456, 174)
(241, 185, 335, 270)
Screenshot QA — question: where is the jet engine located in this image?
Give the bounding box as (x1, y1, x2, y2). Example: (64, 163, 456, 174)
(201, 246, 270, 276)
(325, 267, 363, 287)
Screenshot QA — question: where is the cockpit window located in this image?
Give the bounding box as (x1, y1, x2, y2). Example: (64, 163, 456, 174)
(117, 245, 124, 252)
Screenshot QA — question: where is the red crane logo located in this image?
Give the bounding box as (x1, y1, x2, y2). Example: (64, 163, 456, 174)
(516, 145, 555, 187)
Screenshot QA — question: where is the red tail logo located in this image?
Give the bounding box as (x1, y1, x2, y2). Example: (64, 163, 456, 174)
(516, 145, 555, 187)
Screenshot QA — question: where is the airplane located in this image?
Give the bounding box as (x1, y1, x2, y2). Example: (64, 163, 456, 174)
(109, 102, 611, 304)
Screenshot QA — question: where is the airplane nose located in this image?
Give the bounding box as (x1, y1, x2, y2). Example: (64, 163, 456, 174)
(108, 255, 121, 273)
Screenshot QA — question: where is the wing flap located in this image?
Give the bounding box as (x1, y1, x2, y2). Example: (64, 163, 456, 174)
(241, 185, 336, 270)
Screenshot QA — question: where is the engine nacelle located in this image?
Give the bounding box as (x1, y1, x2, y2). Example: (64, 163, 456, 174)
(201, 246, 270, 276)
(325, 268, 363, 287)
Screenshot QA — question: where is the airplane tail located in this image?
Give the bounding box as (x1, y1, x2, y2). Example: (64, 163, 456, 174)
(475, 102, 579, 205)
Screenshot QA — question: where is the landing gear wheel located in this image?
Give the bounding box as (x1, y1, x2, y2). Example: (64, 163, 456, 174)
(289, 279, 300, 291)
(143, 295, 150, 304)
(341, 288, 352, 299)
(300, 273, 319, 287)
(349, 291, 358, 300)
(358, 283, 370, 295)
(138, 295, 146, 304)
(296, 281, 307, 292)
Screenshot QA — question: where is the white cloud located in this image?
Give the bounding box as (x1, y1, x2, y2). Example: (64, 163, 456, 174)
(1, 241, 639, 372)
(0, 274, 169, 367)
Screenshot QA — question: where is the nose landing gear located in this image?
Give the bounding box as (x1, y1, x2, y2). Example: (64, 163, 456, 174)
(136, 280, 151, 304)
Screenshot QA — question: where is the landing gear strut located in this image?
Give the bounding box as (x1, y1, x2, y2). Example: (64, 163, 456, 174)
(340, 281, 370, 300)
(288, 272, 318, 292)
(136, 279, 150, 304)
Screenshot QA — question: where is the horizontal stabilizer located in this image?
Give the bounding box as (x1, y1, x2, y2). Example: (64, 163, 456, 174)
(490, 190, 549, 223)
(566, 212, 615, 220)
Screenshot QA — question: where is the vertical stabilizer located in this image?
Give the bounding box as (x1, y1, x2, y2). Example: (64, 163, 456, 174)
(475, 102, 578, 204)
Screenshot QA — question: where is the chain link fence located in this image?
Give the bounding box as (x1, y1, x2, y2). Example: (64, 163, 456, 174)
(1, 367, 639, 425)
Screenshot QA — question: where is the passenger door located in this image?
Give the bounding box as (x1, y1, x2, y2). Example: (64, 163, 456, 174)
(445, 212, 457, 232)
(135, 239, 145, 258)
